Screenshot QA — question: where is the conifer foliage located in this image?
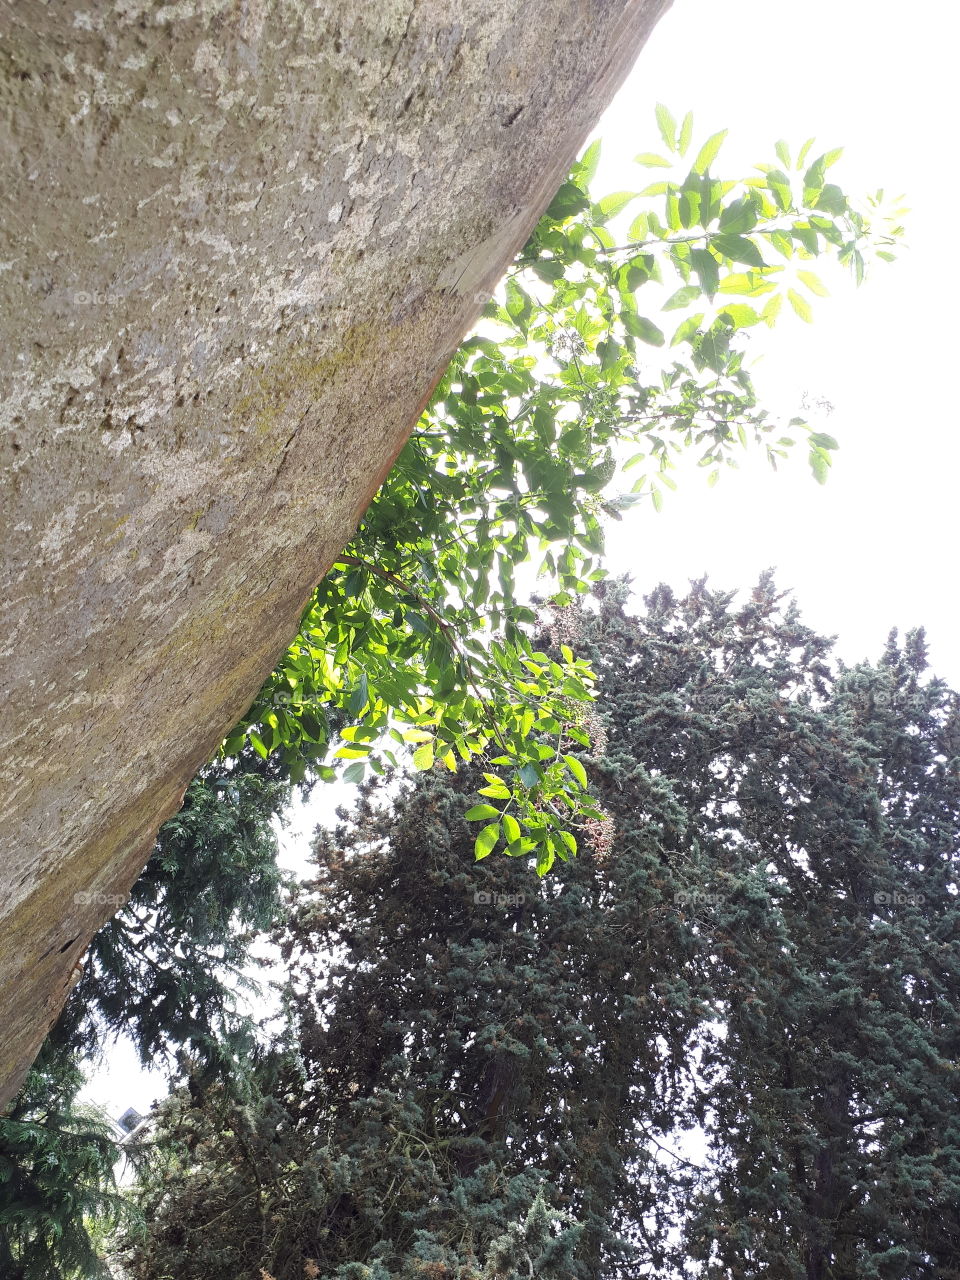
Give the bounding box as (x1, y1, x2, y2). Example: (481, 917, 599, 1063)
(120, 759, 705, 1279)
(0, 1048, 130, 1280)
(51, 754, 290, 1077)
(0, 754, 288, 1280)
(122, 579, 960, 1279)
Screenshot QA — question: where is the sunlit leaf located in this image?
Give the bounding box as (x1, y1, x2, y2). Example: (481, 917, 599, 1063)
(655, 103, 677, 152)
(693, 129, 728, 175)
(797, 269, 829, 296)
(787, 288, 813, 321)
(474, 822, 501, 860)
(465, 803, 501, 821)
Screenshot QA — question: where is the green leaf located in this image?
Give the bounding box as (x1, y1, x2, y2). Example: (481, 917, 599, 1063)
(689, 248, 720, 299)
(797, 269, 829, 296)
(810, 450, 830, 484)
(412, 742, 435, 770)
(596, 190, 638, 218)
(761, 293, 783, 326)
(692, 129, 728, 175)
(558, 830, 578, 858)
(343, 761, 366, 783)
(662, 284, 702, 311)
(678, 110, 694, 157)
(546, 181, 591, 221)
(536, 845, 555, 877)
(479, 783, 511, 799)
(564, 754, 588, 787)
(765, 168, 793, 211)
(809, 431, 839, 451)
(787, 288, 813, 322)
(519, 762, 541, 789)
(347, 671, 369, 716)
(775, 140, 791, 169)
(814, 183, 846, 216)
(655, 103, 677, 152)
(802, 152, 828, 200)
(717, 271, 776, 297)
(533, 259, 566, 284)
(791, 223, 819, 255)
(598, 337, 623, 370)
(406, 611, 432, 637)
(576, 137, 601, 186)
(222, 730, 247, 756)
(627, 210, 649, 241)
(503, 813, 521, 844)
(474, 822, 501, 860)
(635, 153, 673, 168)
(797, 136, 816, 168)
(718, 196, 758, 235)
(718, 303, 761, 329)
(465, 803, 501, 821)
(505, 277, 534, 331)
(622, 312, 666, 346)
(711, 234, 765, 268)
(671, 313, 703, 346)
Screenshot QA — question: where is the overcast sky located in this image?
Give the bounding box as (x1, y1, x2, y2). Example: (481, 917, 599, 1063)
(593, 0, 958, 682)
(84, 0, 959, 1117)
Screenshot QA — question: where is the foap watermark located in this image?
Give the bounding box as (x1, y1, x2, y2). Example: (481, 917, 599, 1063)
(674, 889, 724, 908)
(73, 88, 132, 109)
(73, 290, 120, 306)
(874, 890, 925, 907)
(273, 90, 324, 107)
(474, 890, 525, 909)
(74, 890, 126, 908)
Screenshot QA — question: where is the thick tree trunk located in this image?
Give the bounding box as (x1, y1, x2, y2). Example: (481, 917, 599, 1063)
(0, 0, 670, 1106)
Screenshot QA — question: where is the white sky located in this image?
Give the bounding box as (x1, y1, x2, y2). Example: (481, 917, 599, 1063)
(593, 0, 959, 681)
(83, 0, 959, 1117)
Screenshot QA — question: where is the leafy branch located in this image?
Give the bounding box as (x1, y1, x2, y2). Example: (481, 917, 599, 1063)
(219, 107, 902, 873)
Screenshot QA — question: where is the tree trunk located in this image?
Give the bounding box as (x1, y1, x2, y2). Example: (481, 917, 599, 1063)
(0, 0, 671, 1106)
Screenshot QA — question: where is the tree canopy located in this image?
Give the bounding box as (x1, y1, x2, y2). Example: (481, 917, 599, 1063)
(47, 755, 290, 1078)
(118, 578, 960, 1280)
(229, 110, 902, 873)
(0, 1047, 134, 1280)
(0, 756, 287, 1279)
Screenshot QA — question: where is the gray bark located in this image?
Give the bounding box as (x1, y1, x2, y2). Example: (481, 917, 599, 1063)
(0, 0, 670, 1106)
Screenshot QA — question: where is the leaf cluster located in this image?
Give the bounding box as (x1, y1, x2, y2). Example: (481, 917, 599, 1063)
(228, 111, 901, 869)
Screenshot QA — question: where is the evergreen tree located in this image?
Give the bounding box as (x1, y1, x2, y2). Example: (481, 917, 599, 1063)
(121, 579, 960, 1280)
(0, 752, 289, 1277)
(669, 613, 960, 1278)
(121, 757, 707, 1279)
(0, 1044, 134, 1280)
(48, 752, 290, 1080)
(556, 577, 960, 1277)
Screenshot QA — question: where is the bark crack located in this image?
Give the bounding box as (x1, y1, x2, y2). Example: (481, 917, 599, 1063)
(382, 3, 417, 86)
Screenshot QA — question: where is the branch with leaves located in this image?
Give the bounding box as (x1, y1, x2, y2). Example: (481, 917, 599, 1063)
(223, 107, 903, 873)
